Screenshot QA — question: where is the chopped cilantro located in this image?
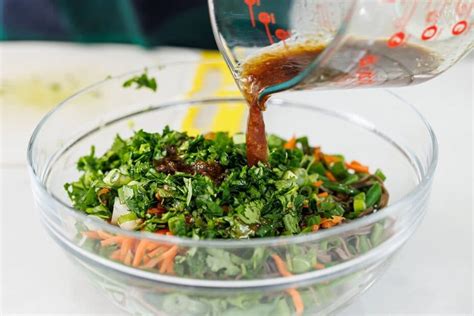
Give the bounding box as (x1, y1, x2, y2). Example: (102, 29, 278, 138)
(65, 127, 388, 238)
(123, 70, 157, 92)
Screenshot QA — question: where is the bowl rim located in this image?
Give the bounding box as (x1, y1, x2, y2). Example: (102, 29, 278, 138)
(27, 60, 439, 250)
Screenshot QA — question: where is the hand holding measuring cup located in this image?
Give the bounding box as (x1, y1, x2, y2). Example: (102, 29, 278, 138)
(209, 0, 474, 99)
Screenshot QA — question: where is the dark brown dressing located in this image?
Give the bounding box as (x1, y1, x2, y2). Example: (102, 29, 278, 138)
(154, 147, 225, 183)
(240, 44, 327, 166)
(239, 39, 439, 166)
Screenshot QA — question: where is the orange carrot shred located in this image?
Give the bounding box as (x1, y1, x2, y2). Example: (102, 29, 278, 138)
(143, 256, 162, 269)
(146, 243, 160, 251)
(271, 254, 292, 277)
(159, 259, 170, 274)
(82, 231, 101, 239)
(287, 288, 304, 316)
(313, 180, 323, 187)
(109, 249, 121, 261)
(323, 155, 341, 165)
(346, 161, 369, 173)
(100, 236, 126, 247)
(120, 238, 133, 261)
(271, 254, 304, 314)
(165, 259, 175, 274)
(143, 255, 151, 265)
(161, 246, 178, 260)
(124, 251, 133, 265)
(148, 246, 166, 258)
(314, 263, 325, 270)
(325, 171, 336, 182)
(313, 147, 321, 160)
(320, 216, 344, 228)
(317, 192, 329, 198)
(97, 230, 114, 239)
(132, 240, 150, 267)
(312, 224, 320, 232)
(284, 136, 297, 150)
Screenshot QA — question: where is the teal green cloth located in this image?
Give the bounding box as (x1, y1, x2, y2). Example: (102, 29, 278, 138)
(1, 0, 217, 49)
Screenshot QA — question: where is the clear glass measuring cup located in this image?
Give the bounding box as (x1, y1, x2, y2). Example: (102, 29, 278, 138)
(209, 0, 474, 98)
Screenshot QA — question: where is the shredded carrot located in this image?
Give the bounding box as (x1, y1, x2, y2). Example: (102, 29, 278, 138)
(156, 246, 179, 274)
(156, 228, 171, 235)
(120, 238, 133, 262)
(148, 246, 166, 258)
(313, 180, 323, 187)
(109, 249, 121, 261)
(100, 236, 126, 246)
(143, 255, 151, 265)
(123, 251, 133, 266)
(314, 263, 325, 270)
(313, 147, 321, 160)
(165, 258, 175, 274)
(204, 132, 216, 140)
(132, 240, 151, 267)
(320, 216, 344, 228)
(143, 256, 162, 269)
(284, 136, 297, 150)
(146, 243, 160, 252)
(323, 155, 341, 165)
(325, 171, 337, 182)
(167, 263, 175, 275)
(271, 254, 292, 277)
(82, 231, 101, 239)
(312, 224, 320, 232)
(159, 258, 171, 274)
(286, 288, 304, 316)
(317, 192, 329, 198)
(346, 161, 369, 173)
(271, 254, 304, 314)
(96, 230, 114, 239)
(161, 245, 178, 260)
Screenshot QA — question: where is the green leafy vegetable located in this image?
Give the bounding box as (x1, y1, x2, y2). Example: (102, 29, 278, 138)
(123, 70, 157, 92)
(65, 127, 388, 238)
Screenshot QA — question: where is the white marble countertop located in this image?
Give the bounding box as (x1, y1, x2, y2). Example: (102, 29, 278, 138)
(1, 43, 472, 315)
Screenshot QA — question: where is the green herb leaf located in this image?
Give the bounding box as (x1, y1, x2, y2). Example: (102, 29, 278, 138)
(123, 70, 157, 92)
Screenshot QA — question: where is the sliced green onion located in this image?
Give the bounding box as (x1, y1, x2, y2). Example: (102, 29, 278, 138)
(359, 236, 371, 253)
(353, 192, 366, 213)
(117, 212, 137, 225)
(306, 215, 321, 226)
(103, 169, 131, 187)
(331, 161, 349, 179)
(323, 182, 359, 195)
(374, 169, 386, 181)
(366, 183, 382, 207)
(343, 174, 359, 185)
(370, 222, 384, 246)
(310, 162, 327, 176)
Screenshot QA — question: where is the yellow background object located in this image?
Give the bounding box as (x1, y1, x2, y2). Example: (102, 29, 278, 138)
(181, 51, 246, 136)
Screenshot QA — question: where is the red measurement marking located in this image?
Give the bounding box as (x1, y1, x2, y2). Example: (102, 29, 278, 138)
(244, 0, 259, 28)
(357, 70, 375, 85)
(452, 20, 468, 35)
(358, 54, 378, 68)
(259, 12, 275, 44)
(421, 25, 438, 40)
(387, 32, 406, 48)
(275, 29, 290, 41)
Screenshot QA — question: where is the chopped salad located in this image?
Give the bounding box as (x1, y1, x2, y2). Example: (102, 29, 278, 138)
(65, 127, 388, 238)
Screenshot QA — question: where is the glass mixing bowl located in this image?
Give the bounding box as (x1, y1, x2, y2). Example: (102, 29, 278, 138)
(27, 61, 437, 315)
